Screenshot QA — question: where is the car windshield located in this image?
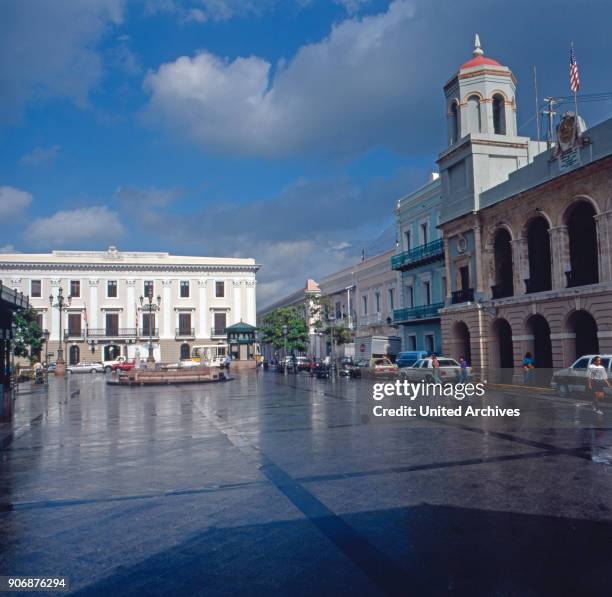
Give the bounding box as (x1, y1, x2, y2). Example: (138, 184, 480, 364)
(412, 360, 423, 368)
(573, 357, 590, 370)
(438, 359, 460, 367)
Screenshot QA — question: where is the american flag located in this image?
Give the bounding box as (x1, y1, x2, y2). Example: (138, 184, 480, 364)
(570, 43, 580, 93)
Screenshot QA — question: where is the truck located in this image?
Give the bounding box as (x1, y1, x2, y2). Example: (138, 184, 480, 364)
(353, 335, 401, 362)
(102, 356, 127, 373)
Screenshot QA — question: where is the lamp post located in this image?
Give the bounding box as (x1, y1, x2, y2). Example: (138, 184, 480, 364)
(281, 324, 288, 375)
(327, 315, 336, 379)
(42, 329, 49, 369)
(49, 287, 71, 375)
(139, 290, 161, 363)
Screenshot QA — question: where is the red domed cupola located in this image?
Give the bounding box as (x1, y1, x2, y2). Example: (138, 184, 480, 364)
(459, 34, 502, 70)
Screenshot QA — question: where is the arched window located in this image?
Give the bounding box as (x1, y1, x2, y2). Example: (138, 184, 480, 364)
(566, 201, 598, 287)
(449, 102, 459, 144)
(69, 345, 80, 365)
(526, 217, 552, 293)
(467, 95, 482, 133)
(492, 94, 506, 134)
(492, 228, 513, 298)
(180, 343, 191, 360)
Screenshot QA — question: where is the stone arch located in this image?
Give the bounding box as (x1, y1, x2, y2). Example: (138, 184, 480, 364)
(69, 344, 80, 366)
(448, 99, 460, 144)
(491, 228, 514, 298)
(466, 94, 482, 133)
(450, 321, 472, 365)
(492, 93, 506, 134)
(489, 89, 511, 102)
(563, 198, 599, 287)
(525, 314, 553, 369)
(489, 318, 514, 378)
(180, 342, 191, 360)
(563, 309, 599, 361)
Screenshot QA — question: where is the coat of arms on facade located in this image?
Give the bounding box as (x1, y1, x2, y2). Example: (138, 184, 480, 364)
(554, 112, 587, 156)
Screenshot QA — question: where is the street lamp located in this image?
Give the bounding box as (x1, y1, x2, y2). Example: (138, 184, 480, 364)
(139, 291, 162, 363)
(49, 287, 71, 375)
(42, 329, 50, 367)
(281, 324, 288, 375)
(327, 314, 336, 379)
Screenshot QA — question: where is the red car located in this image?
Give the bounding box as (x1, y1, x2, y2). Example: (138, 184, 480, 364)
(111, 360, 136, 372)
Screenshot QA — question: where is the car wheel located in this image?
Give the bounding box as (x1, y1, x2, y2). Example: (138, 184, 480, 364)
(91, 369, 97, 374)
(557, 383, 569, 396)
(104, 366, 112, 373)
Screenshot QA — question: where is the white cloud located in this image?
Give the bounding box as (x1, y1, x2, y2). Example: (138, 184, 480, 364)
(142, 0, 445, 157)
(18, 145, 61, 166)
(145, 0, 277, 22)
(335, 0, 373, 14)
(25, 206, 125, 247)
(0, 1, 123, 123)
(0, 186, 33, 218)
(0, 245, 19, 254)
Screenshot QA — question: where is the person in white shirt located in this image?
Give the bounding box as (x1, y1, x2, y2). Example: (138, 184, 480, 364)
(587, 356, 610, 415)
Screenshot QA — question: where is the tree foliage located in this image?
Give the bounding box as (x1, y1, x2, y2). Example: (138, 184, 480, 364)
(13, 307, 43, 363)
(261, 306, 309, 353)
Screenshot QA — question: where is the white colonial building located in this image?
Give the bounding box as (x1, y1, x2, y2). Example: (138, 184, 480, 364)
(0, 247, 259, 365)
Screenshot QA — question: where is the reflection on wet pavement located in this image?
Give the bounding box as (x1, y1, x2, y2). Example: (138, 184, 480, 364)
(1, 372, 611, 596)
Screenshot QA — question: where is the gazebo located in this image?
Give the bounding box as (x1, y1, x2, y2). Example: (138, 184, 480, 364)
(226, 321, 257, 366)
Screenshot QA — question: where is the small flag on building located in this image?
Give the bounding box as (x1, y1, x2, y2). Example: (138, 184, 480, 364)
(570, 43, 580, 93)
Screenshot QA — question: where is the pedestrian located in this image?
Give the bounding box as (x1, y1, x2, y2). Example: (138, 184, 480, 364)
(225, 354, 231, 375)
(522, 352, 535, 385)
(587, 356, 610, 416)
(431, 353, 441, 382)
(459, 356, 468, 383)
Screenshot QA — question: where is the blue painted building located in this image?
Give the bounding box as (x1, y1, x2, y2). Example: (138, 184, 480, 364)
(392, 174, 445, 354)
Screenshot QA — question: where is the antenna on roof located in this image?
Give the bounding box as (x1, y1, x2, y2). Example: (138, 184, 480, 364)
(473, 34, 484, 57)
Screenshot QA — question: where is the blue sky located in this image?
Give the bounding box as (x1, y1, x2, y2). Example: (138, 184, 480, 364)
(2, 0, 612, 305)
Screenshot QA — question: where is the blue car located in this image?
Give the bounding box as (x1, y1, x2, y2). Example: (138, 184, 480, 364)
(396, 351, 429, 368)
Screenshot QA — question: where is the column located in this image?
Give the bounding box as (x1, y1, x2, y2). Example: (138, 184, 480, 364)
(126, 280, 136, 332)
(161, 280, 172, 339)
(88, 279, 99, 331)
(232, 280, 242, 324)
(595, 210, 612, 283)
(473, 225, 484, 294)
(50, 279, 61, 342)
(443, 238, 452, 301)
(245, 279, 256, 325)
(548, 226, 570, 290)
(197, 279, 208, 338)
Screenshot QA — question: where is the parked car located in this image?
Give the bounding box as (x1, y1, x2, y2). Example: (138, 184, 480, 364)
(396, 351, 430, 368)
(67, 362, 105, 374)
(400, 357, 468, 382)
(111, 360, 136, 373)
(551, 355, 612, 396)
(45, 362, 57, 372)
(103, 356, 127, 373)
(347, 358, 398, 378)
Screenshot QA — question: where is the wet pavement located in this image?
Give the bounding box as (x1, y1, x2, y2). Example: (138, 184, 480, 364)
(1, 371, 611, 596)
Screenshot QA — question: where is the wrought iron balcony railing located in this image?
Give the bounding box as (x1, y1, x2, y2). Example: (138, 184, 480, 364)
(86, 328, 144, 338)
(393, 303, 444, 323)
(64, 328, 85, 339)
(451, 289, 474, 304)
(524, 278, 551, 294)
(565, 270, 598, 289)
(211, 327, 227, 337)
(176, 327, 195, 338)
(491, 284, 513, 299)
(391, 238, 444, 271)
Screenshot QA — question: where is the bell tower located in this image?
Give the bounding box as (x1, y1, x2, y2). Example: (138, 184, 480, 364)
(439, 35, 539, 224)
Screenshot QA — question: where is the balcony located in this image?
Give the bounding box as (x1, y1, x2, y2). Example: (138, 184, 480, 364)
(86, 328, 142, 339)
(451, 289, 474, 304)
(491, 284, 513, 299)
(393, 303, 443, 323)
(357, 313, 383, 328)
(391, 238, 444, 271)
(176, 327, 195, 339)
(565, 270, 598, 289)
(64, 328, 85, 340)
(211, 327, 227, 337)
(524, 278, 551, 294)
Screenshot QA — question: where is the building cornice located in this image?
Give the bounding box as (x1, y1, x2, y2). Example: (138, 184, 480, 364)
(0, 262, 261, 274)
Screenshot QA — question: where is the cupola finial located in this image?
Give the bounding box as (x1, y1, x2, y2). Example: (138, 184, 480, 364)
(473, 33, 484, 57)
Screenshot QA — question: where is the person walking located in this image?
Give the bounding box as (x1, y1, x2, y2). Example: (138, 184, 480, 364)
(431, 353, 441, 383)
(587, 356, 610, 416)
(522, 352, 535, 385)
(224, 354, 231, 375)
(459, 356, 468, 383)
